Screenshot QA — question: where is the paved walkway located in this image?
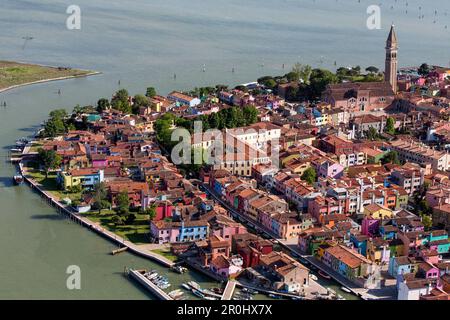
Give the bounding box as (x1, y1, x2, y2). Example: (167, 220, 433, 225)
(221, 280, 236, 300)
(21, 164, 175, 268)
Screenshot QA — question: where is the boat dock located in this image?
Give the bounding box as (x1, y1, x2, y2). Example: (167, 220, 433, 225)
(221, 280, 236, 300)
(126, 268, 173, 300)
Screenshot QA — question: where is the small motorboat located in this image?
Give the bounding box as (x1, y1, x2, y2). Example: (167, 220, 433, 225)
(182, 283, 191, 291)
(309, 274, 318, 281)
(187, 281, 201, 290)
(13, 175, 24, 185)
(171, 265, 188, 274)
(192, 289, 205, 299)
(318, 270, 331, 279)
(341, 287, 352, 294)
(204, 296, 217, 301)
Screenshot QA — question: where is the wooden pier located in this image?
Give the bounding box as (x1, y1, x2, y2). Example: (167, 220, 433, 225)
(111, 247, 128, 255)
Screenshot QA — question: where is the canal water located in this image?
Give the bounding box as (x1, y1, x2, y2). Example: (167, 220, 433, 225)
(1, 0, 450, 299)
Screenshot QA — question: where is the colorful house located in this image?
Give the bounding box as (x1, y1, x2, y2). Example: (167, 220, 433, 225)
(363, 203, 393, 219)
(58, 168, 104, 191)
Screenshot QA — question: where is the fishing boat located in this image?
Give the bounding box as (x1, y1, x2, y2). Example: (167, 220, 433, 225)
(309, 274, 318, 281)
(192, 289, 205, 299)
(341, 287, 352, 293)
(318, 270, 331, 279)
(182, 283, 191, 290)
(187, 281, 201, 290)
(13, 174, 24, 185)
(171, 265, 188, 274)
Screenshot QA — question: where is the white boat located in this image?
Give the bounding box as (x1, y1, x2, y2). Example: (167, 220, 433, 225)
(192, 289, 205, 299)
(204, 296, 217, 300)
(187, 281, 201, 290)
(181, 283, 191, 290)
(309, 274, 318, 281)
(341, 287, 352, 293)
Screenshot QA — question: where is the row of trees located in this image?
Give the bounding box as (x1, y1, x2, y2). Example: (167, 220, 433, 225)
(155, 105, 259, 151)
(257, 63, 385, 102)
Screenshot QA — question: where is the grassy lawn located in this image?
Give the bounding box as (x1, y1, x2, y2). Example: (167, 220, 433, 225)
(151, 248, 179, 262)
(0, 60, 94, 90)
(28, 142, 44, 153)
(25, 169, 81, 201)
(82, 211, 151, 244)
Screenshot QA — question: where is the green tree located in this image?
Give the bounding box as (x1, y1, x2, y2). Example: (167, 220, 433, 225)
(242, 106, 258, 125)
(145, 87, 157, 98)
(381, 150, 401, 165)
(385, 117, 396, 135)
(366, 66, 379, 74)
(133, 94, 149, 114)
(111, 215, 124, 226)
(309, 68, 338, 99)
(38, 148, 62, 178)
(111, 89, 131, 114)
(421, 213, 433, 231)
(418, 63, 431, 77)
(92, 182, 110, 213)
(125, 213, 136, 224)
(145, 205, 157, 221)
(301, 167, 317, 185)
(365, 127, 379, 140)
(97, 98, 110, 113)
(116, 190, 130, 213)
(290, 63, 312, 84)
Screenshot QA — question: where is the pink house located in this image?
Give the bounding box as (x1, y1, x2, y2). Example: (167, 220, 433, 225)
(91, 154, 108, 168)
(150, 221, 179, 244)
(419, 262, 440, 279)
(315, 160, 344, 179)
(209, 255, 243, 279)
(210, 214, 247, 242)
(308, 196, 340, 220)
(361, 217, 380, 236)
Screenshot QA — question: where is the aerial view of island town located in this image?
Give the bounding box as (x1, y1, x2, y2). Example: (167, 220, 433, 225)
(1, 0, 450, 304)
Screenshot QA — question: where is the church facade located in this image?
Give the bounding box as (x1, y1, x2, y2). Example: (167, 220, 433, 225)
(322, 26, 398, 113)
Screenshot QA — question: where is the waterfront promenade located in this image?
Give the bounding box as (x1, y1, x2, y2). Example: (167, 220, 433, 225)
(19, 163, 175, 268)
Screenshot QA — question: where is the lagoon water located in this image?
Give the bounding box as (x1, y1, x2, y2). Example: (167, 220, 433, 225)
(1, 0, 450, 299)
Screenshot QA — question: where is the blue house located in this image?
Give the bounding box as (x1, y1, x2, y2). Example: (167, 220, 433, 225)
(380, 225, 398, 240)
(177, 220, 209, 242)
(388, 256, 418, 279)
(350, 234, 369, 256)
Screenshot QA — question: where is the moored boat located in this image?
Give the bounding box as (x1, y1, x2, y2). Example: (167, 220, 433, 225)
(13, 174, 24, 185)
(318, 270, 331, 279)
(309, 274, 318, 281)
(192, 289, 204, 299)
(341, 286, 352, 293)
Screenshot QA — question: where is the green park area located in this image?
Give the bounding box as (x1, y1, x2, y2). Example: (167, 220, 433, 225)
(0, 61, 95, 91)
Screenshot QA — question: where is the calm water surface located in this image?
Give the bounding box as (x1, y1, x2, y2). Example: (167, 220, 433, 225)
(1, 0, 450, 299)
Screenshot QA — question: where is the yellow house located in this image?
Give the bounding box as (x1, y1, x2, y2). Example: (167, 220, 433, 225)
(58, 168, 104, 190)
(364, 203, 393, 219)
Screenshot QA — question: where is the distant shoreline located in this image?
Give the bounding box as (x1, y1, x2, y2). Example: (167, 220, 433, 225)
(0, 60, 101, 94)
